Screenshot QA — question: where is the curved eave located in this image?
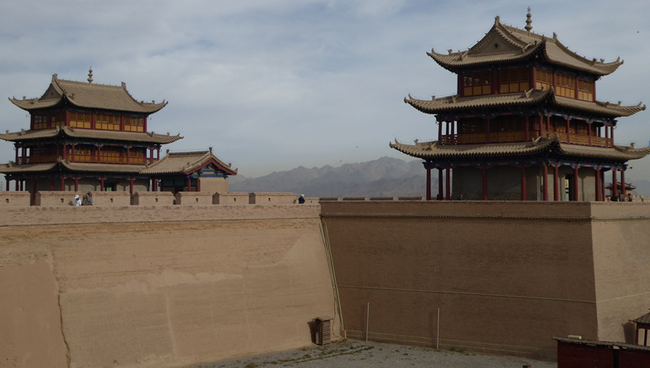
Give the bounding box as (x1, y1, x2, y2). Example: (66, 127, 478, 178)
(553, 96, 645, 117)
(544, 40, 622, 76)
(9, 97, 62, 111)
(389, 137, 650, 162)
(0, 126, 183, 144)
(8, 74, 168, 114)
(0, 162, 58, 174)
(389, 137, 554, 159)
(559, 143, 650, 161)
(427, 17, 622, 76)
(140, 151, 238, 176)
(427, 43, 541, 72)
(61, 161, 145, 173)
(405, 89, 551, 114)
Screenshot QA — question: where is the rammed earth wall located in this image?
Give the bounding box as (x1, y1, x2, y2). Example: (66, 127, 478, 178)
(320, 200, 650, 360)
(0, 204, 339, 368)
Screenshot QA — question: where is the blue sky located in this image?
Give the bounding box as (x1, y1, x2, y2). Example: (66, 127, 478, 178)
(1, 0, 649, 180)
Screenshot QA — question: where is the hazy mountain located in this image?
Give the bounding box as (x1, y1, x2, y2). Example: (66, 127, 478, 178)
(229, 157, 434, 198)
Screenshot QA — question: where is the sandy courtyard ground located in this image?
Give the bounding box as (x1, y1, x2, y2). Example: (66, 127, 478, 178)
(194, 340, 557, 368)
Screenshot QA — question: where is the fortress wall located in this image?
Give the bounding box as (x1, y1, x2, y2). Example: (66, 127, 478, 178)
(0, 204, 338, 368)
(250, 192, 297, 205)
(589, 203, 650, 343)
(0, 191, 31, 206)
(321, 201, 609, 359)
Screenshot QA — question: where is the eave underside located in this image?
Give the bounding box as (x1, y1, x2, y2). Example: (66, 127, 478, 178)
(389, 138, 650, 169)
(405, 89, 645, 120)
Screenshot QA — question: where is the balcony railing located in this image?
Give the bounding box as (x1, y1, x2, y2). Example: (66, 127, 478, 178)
(440, 131, 612, 147)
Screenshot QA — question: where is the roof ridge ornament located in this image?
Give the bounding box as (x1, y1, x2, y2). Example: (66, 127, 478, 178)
(87, 68, 93, 84)
(525, 7, 533, 35)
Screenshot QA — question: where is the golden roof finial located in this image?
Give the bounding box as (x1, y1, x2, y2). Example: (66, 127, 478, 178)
(87, 68, 93, 84)
(525, 7, 533, 34)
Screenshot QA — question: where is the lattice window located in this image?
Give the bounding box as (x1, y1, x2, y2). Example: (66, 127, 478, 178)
(490, 115, 525, 133)
(130, 149, 146, 164)
(499, 69, 530, 94)
(96, 114, 120, 131)
(535, 69, 552, 91)
(556, 74, 576, 98)
(463, 72, 491, 96)
(70, 112, 92, 129)
(33, 115, 47, 130)
(124, 116, 145, 132)
(577, 79, 594, 101)
(100, 147, 126, 163)
(458, 117, 485, 134)
(73, 145, 94, 162)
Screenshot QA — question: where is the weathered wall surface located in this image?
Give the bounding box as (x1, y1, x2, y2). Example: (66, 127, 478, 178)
(589, 203, 650, 343)
(321, 201, 650, 359)
(0, 204, 338, 368)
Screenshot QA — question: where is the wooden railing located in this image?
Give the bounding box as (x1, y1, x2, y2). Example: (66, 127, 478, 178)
(439, 131, 612, 147)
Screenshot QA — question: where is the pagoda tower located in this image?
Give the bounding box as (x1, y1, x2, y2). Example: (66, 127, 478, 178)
(390, 11, 649, 201)
(0, 71, 182, 199)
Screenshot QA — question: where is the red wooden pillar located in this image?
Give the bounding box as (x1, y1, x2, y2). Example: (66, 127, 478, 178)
(566, 117, 571, 144)
(438, 168, 443, 200)
(445, 168, 451, 200)
(482, 167, 488, 201)
(100, 178, 105, 191)
(197, 177, 201, 192)
(187, 176, 192, 192)
(520, 166, 527, 201)
(74, 177, 79, 192)
(543, 164, 549, 201)
(538, 115, 543, 137)
(553, 165, 560, 201)
(71, 143, 75, 162)
(425, 165, 431, 201)
(128, 179, 134, 196)
(50, 178, 55, 191)
(153, 179, 159, 192)
(612, 168, 618, 198)
(573, 166, 579, 201)
(621, 168, 626, 197)
(605, 124, 609, 148)
(5, 179, 9, 191)
(611, 124, 615, 143)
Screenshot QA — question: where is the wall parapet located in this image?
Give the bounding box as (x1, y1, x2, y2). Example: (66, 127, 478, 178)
(249, 192, 297, 205)
(0, 192, 31, 207)
(0, 203, 321, 227)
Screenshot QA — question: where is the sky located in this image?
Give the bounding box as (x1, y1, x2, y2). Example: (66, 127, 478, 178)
(1, 0, 649, 180)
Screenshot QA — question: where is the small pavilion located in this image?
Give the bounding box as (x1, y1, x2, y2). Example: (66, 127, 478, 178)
(141, 149, 237, 194)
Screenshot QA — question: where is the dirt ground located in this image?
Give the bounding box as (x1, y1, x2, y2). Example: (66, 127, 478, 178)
(195, 340, 557, 368)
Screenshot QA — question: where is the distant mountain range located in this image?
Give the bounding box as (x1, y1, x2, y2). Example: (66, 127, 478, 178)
(228, 157, 431, 198)
(229, 157, 650, 198)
